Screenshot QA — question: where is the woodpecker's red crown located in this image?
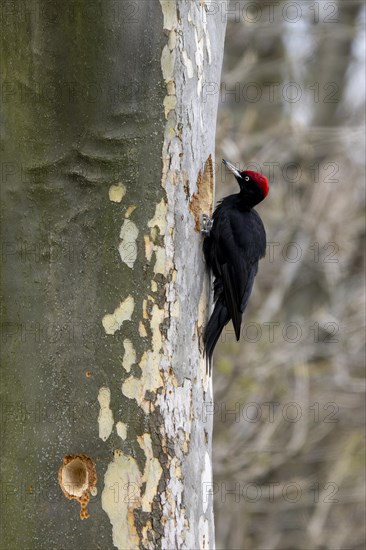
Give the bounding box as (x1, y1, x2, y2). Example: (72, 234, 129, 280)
(241, 170, 269, 198)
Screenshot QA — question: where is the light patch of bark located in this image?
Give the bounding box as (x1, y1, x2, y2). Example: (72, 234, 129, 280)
(118, 219, 139, 268)
(124, 205, 137, 219)
(108, 183, 127, 203)
(144, 235, 155, 262)
(122, 339, 136, 373)
(116, 421, 128, 441)
(102, 295, 135, 335)
(138, 434, 163, 513)
(148, 198, 168, 236)
(101, 450, 142, 550)
(159, 0, 179, 31)
(97, 387, 114, 442)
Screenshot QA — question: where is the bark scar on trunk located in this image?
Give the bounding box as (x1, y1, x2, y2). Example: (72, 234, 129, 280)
(189, 154, 214, 231)
(58, 454, 97, 520)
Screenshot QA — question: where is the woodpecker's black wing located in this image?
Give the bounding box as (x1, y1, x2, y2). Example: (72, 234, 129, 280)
(219, 217, 254, 339)
(226, 206, 266, 318)
(203, 199, 266, 361)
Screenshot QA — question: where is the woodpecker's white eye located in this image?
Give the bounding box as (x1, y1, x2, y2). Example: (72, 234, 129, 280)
(245, 176, 250, 182)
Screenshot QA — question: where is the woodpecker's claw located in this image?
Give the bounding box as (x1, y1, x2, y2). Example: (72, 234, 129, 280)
(201, 214, 213, 236)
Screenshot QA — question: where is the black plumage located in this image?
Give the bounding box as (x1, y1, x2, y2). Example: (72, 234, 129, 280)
(203, 159, 269, 372)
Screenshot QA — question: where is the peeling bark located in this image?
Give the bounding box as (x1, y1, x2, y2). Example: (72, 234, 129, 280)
(1, 1, 227, 548)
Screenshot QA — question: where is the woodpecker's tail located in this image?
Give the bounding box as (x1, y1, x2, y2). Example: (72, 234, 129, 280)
(204, 299, 230, 374)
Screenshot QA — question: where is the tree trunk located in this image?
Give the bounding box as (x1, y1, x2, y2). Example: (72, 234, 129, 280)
(0, 1, 227, 548)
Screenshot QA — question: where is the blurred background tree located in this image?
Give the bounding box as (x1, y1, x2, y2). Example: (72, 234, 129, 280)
(212, 1, 365, 548)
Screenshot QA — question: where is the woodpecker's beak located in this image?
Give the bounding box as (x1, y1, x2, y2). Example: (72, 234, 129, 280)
(222, 159, 241, 179)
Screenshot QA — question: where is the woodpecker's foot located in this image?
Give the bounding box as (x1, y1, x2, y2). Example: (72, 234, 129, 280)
(201, 214, 213, 236)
